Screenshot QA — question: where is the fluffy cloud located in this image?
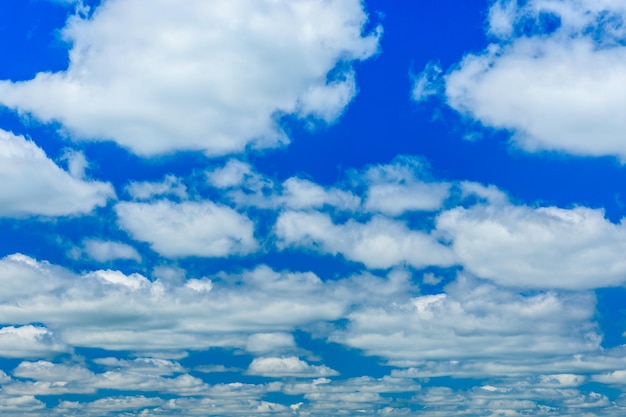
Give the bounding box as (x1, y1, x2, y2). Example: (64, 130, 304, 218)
(0, 129, 113, 217)
(0, 255, 353, 351)
(115, 200, 258, 258)
(7, 360, 207, 396)
(210, 156, 449, 215)
(358, 155, 450, 215)
(0, 0, 380, 156)
(281, 177, 361, 210)
(437, 201, 626, 289)
(247, 357, 338, 378)
(0, 326, 70, 358)
(275, 211, 455, 269)
(429, 0, 626, 158)
(0, 396, 44, 413)
(334, 274, 600, 370)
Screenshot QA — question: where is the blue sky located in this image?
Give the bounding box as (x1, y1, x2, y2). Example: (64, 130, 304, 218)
(1, 0, 626, 415)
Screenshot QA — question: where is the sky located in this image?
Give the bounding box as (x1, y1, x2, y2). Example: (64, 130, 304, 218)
(1, 0, 626, 415)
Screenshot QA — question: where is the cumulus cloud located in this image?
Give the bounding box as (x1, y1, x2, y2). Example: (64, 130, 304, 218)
(0, 326, 70, 358)
(8, 360, 207, 396)
(275, 211, 455, 269)
(206, 156, 449, 215)
(0, 129, 114, 217)
(0, 255, 354, 351)
(436, 201, 626, 289)
(247, 357, 338, 378)
(427, 0, 626, 158)
(115, 200, 258, 258)
(358, 155, 450, 215)
(281, 177, 361, 211)
(207, 160, 263, 190)
(334, 274, 599, 370)
(0, 0, 380, 156)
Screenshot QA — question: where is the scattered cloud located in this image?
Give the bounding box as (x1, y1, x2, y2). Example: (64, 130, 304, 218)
(115, 200, 258, 258)
(0, 129, 114, 217)
(276, 211, 455, 269)
(125, 175, 188, 200)
(422, 0, 626, 158)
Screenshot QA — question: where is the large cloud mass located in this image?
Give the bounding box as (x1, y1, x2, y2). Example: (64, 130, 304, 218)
(437, 201, 626, 289)
(430, 0, 626, 158)
(0, 0, 380, 156)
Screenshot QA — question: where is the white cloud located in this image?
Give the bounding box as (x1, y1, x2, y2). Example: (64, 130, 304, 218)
(281, 177, 360, 211)
(0, 129, 114, 217)
(359, 155, 450, 215)
(207, 156, 449, 216)
(593, 370, 626, 385)
(207, 160, 260, 189)
(115, 200, 258, 258)
(0, 396, 45, 413)
(58, 396, 162, 414)
(8, 360, 207, 396)
(0, 326, 70, 358)
(440, 0, 626, 158)
(247, 357, 338, 378)
(125, 175, 187, 200)
(411, 61, 443, 103)
(334, 274, 600, 370)
(436, 201, 626, 289)
(93, 357, 186, 376)
(82, 239, 141, 262)
(0, 0, 380, 156)
(275, 211, 455, 269)
(0, 255, 353, 351)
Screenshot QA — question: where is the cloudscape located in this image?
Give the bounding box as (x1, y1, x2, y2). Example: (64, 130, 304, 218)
(1, 0, 626, 415)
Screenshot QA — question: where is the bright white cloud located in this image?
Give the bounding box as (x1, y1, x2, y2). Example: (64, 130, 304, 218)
(115, 200, 258, 258)
(207, 156, 449, 215)
(437, 201, 626, 289)
(0, 326, 70, 358)
(335, 274, 599, 370)
(248, 357, 338, 378)
(0, 255, 353, 351)
(0, 0, 380, 156)
(82, 239, 141, 262)
(440, 0, 626, 158)
(0, 129, 113, 217)
(275, 211, 455, 269)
